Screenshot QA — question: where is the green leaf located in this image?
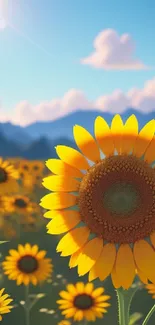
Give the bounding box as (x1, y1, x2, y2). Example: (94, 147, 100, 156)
(129, 312, 143, 325)
(0, 241, 9, 244)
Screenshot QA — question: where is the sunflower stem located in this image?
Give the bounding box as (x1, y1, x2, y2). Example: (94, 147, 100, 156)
(116, 286, 139, 325)
(25, 285, 30, 325)
(142, 304, 155, 325)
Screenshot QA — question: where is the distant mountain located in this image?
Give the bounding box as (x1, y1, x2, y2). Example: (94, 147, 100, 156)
(0, 131, 22, 157)
(1, 109, 155, 145)
(0, 122, 32, 145)
(24, 109, 155, 140)
(0, 130, 76, 160)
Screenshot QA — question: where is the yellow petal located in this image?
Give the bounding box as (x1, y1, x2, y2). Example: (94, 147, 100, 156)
(94, 116, 114, 156)
(46, 158, 84, 178)
(133, 240, 155, 283)
(133, 120, 155, 157)
(74, 310, 83, 321)
(56, 145, 89, 170)
(9, 249, 19, 258)
(56, 227, 90, 256)
(47, 210, 81, 234)
(115, 244, 136, 289)
(44, 210, 62, 219)
(136, 267, 148, 284)
(92, 287, 104, 298)
(66, 284, 77, 295)
(25, 243, 31, 253)
(111, 114, 124, 154)
(76, 282, 85, 293)
(62, 307, 76, 317)
(69, 248, 83, 268)
(73, 125, 100, 162)
(84, 283, 94, 294)
(36, 250, 46, 259)
(89, 243, 116, 281)
(121, 115, 138, 154)
(42, 175, 80, 192)
(59, 291, 73, 301)
(40, 193, 76, 210)
(144, 137, 155, 164)
(77, 238, 103, 276)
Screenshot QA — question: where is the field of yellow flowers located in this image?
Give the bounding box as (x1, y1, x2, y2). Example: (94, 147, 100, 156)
(0, 145, 155, 325)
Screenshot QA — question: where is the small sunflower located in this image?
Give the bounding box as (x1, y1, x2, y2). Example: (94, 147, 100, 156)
(57, 282, 110, 322)
(0, 288, 13, 321)
(19, 159, 31, 172)
(4, 195, 39, 215)
(2, 243, 53, 285)
(40, 114, 155, 289)
(58, 321, 71, 325)
(145, 283, 155, 299)
(0, 158, 19, 194)
(31, 160, 44, 174)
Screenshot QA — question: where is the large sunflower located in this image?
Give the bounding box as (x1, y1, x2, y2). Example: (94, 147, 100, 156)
(57, 282, 110, 322)
(40, 114, 155, 289)
(2, 243, 53, 285)
(0, 288, 13, 321)
(0, 158, 19, 194)
(4, 194, 39, 215)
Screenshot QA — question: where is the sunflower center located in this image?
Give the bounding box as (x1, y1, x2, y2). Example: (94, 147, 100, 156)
(0, 168, 7, 183)
(103, 182, 140, 216)
(73, 294, 94, 310)
(78, 155, 155, 244)
(14, 199, 27, 208)
(18, 255, 38, 273)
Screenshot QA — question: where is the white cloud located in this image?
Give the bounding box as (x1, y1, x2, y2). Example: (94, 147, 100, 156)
(1, 78, 155, 126)
(81, 29, 148, 70)
(0, 0, 8, 30)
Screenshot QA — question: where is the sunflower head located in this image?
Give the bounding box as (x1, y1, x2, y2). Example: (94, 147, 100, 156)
(0, 288, 13, 321)
(57, 282, 110, 322)
(0, 158, 19, 194)
(5, 195, 39, 215)
(2, 243, 53, 286)
(40, 114, 155, 290)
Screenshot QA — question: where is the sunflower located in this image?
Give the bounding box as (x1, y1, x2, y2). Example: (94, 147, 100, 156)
(18, 159, 31, 172)
(2, 243, 53, 285)
(4, 195, 39, 215)
(31, 160, 44, 174)
(58, 321, 71, 325)
(57, 282, 110, 322)
(0, 158, 19, 194)
(40, 114, 155, 289)
(0, 288, 13, 321)
(145, 283, 155, 299)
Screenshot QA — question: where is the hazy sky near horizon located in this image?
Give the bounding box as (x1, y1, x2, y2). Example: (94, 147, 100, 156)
(0, 0, 155, 125)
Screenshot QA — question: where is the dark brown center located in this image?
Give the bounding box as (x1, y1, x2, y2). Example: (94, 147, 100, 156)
(18, 255, 38, 273)
(0, 167, 8, 183)
(73, 294, 94, 310)
(14, 198, 27, 208)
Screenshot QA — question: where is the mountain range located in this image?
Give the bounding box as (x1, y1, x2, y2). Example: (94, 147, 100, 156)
(0, 109, 155, 159)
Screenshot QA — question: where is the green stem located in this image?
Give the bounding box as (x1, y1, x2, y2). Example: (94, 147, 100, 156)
(116, 286, 139, 325)
(142, 304, 155, 325)
(25, 285, 30, 325)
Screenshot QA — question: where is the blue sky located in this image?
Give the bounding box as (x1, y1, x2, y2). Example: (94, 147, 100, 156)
(0, 0, 155, 124)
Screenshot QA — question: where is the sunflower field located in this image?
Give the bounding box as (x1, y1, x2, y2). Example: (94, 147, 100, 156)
(1, 115, 155, 325)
